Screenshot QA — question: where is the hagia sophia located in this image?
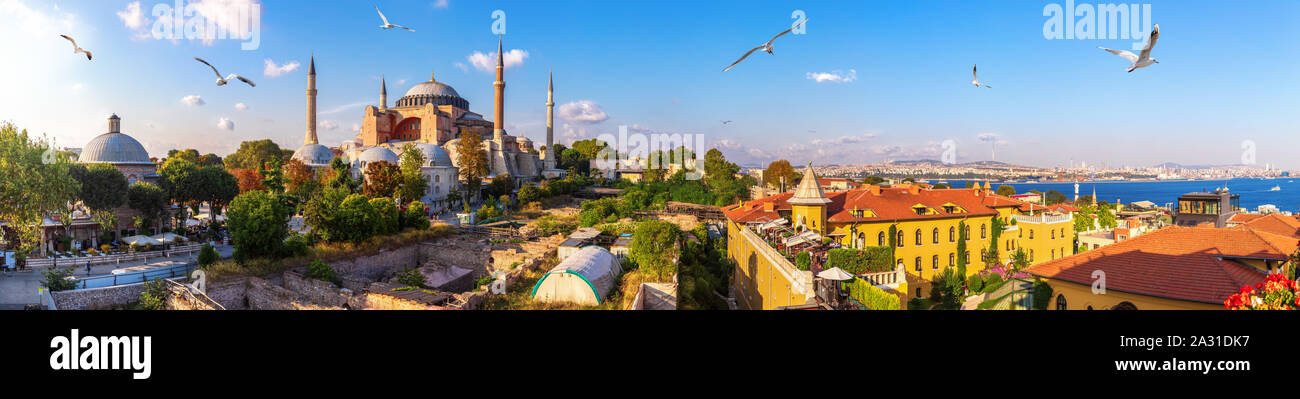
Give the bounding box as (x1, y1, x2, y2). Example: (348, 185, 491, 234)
(291, 37, 558, 212)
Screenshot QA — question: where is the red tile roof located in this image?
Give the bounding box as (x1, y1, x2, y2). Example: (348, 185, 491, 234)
(1230, 213, 1300, 238)
(725, 186, 1019, 224)
(1026, 226, 1290, 304)
(1228, 213, 1267, 224)
(1048, 203, 1080, 213)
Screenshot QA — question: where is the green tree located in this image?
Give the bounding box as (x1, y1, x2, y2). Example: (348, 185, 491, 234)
(456, 132, 490, 198)
(631, 220, 682, 279)
(127, 182, 169, 234)
(166, 148, 201, 164)
(1044, 189, 1068, 205)
(337, 194, 377, 243)
(226, 190, 290, 259)
(369, 197, 399, 235)
(762, 160, 798, 190)
(956, 220, 969, 281)
(302, 187, 349, 242)
(570, 138, 608, 160)
(361, 161, 402, 199)
(403, 201, 430, 230)
(198, 243, 219, 267)
(483, 174, 515, 200)
(396, 144, 428, 205)
(197, 165, 239, 216)
(259, 157, 286, 194)
(159, 157, 199, 206)
(71, 163, 128, 212)
(995, 185, 1016, 196)
(0, 123, 80, 255)
(41, 267, 80, 291)
(517, 183, 541, 205)
(225, 139, 284, 170)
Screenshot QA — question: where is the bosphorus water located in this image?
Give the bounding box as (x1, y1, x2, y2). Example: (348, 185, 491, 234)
(944, 178, 1298, 212)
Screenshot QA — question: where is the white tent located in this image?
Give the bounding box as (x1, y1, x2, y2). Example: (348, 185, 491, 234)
(151, 232, 182, 243)
(531, 246, 623, 306)
(122, 235, 163, 246)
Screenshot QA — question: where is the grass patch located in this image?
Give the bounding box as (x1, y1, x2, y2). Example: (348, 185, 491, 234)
(207, 225, 456, 282)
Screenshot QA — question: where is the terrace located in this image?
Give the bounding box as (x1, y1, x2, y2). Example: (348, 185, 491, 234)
(1010, 212, 1072, 225)
(742, 218, 904, 309)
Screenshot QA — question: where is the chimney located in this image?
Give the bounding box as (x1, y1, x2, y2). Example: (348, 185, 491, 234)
(762, 202, 775, 212)
(869, 185, 881, 196)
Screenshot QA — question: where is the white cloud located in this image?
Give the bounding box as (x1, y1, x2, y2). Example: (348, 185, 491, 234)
(234, 102, 248, 111)
(192, 0, 262, 45)
(557, 100, 608, 125)
(116, 1, 145, 29)
(351, 123, 362, 132)
(432, 0, 449, 8)
(467, 49, 529, 72)
(217, 117, 234, 131)
(180, 95, 206, 106)
(806, 69, 857, 84)
(263, 58, 300, 77)
(319, 120, 338, 130)
(810, 134, 875, 146)
(561, 123, 588, 143)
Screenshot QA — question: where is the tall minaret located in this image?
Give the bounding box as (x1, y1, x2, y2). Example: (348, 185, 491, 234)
(544, 70, 555, 170)
(379, 74, 388, 112)
(304, 55, 318, 145)
(492, 35, 505, 143)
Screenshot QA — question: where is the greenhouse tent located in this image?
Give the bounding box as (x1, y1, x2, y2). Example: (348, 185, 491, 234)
(531, 246, 623, 306)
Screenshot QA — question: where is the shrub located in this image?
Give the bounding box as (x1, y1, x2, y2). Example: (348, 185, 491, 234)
(403, 201, 430, 230)
(844, 277, 900, 310)
(967, 274, 985, 293)
(396, 267, 427, 288)
(305, 259, 341, 286)
(227, 190, 290, 258)
(795, 251, 811, 271)
(197, 244, 219, 267)
(982, 273, 1004, 293)
(369, 197, 400, 235)
(533, 214, 579, 237)
(41, 267, 79, 292)
(630, 220, 682, 280)
(137, 279, 168, 310)
(1032, 279, 1053, 310)
(280, 234, 311, 258)
(827, 247, 894, 274)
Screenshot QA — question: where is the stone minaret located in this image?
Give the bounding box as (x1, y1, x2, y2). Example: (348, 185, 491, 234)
(544, 70, 555, 170)
(492, 35, 505, 143)
(379, 74, 387, 112)
(108, 114, 121, 133)
(304, 55, 318, 145)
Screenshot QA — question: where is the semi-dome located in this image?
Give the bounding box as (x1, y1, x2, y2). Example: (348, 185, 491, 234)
(355, 146, 399, 167)
(292, 144, 335, 167)
(80, 115, 153, 165)
(397, 72, 468, 109)
(412, 142, 453, 167)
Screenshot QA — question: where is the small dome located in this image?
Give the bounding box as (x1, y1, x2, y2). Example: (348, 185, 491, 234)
(292, 144, 334, 167)
(355, 146, 399, 166)
(412, 143, 453, 167)
(80, 132, 152, 165)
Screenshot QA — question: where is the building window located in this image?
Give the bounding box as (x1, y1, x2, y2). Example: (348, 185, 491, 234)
(1051, 249, 1055, 259)
(932, 228, 939, 244)
(1030, 249, 1035, 262)
(914, 257, 922, 273)
(948, 253, 955, 267)
(932, 255, 939, 270)
(878, 232, 885, 246)
(896, 231, 904, 248)
(915, 229, 922, 246)
(1055, 294, 1067, 310)
(949, 227, 955, 242)
(1029, 229, 1034, 239)
(1112, 302, 1138, 310)
(1051, 230, 1056, 239)
(980, 224, 987, 239)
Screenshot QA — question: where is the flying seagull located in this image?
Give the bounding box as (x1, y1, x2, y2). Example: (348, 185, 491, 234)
(971, 64, 991, 88)
(375, 6, 415, 32)
(721, 120, 732, 125)
(723, 18, 809, 72)
(1098, 24, 1160, 72)
(59, 35, 92, 60)
(194, 57, 256, 87)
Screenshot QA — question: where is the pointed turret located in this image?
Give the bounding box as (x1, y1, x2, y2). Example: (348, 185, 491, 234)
(379, 74, 388, 112)
(492, 35, 505, 143)
(788, 162, 832, 205)
(305, 54, 318, 145)
(544, 69, 555, 169)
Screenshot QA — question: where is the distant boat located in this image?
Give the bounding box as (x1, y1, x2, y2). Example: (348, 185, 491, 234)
(1270, 185, 1281, 191)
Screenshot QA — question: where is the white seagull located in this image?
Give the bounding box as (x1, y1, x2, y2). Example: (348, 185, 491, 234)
(971, 64, 991, 88)
(723, 18, 809, 72)
(375, 6, 415, 32)
(1099, 24, 1160, 72)
(194, 57, 256, 87)
(59, 35, 92, 61)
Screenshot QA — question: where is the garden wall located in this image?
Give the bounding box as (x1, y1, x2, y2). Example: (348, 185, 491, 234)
(50, 283, 147, 310)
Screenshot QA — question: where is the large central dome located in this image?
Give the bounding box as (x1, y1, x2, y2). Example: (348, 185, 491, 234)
(397, 71, 468, 109)
(79, 115, 153, 165)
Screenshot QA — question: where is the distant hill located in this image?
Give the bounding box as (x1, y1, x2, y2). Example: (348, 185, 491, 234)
(1153, 162, 1261, 170)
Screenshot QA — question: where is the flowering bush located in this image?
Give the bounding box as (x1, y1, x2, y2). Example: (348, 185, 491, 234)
(980, 263, 1030, 280)
(1224, 273, 1300, 310)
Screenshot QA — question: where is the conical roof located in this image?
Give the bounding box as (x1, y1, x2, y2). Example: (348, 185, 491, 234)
(788, 162, 832, 205)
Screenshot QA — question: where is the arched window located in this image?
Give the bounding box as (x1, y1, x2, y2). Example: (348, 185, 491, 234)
(964, 225, 970, 240)
(915, 229, 922, 246)
(857, 232, 866, 249)
(948, 253, 955, 267)
(1029, 229, 1034, 239)
(932, 228, 939, 244)
(1051, 249, 1055, 259)
(897, 230, 904, 248)
(932, 255, 939, 270)
(1051, 229, 1056, 239)
(1030, 249, 1035, 262)
(1112, 302, 1138, 310)
(878, 232, 886, 246)
(980, 224, 987, 239)
(914, 257, 922, 272)
(949, 227, 956, 242)
(1055, 294, 1067, 310)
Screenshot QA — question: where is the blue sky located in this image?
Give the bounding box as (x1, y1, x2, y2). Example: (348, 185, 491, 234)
(2, 0, 1298, 169)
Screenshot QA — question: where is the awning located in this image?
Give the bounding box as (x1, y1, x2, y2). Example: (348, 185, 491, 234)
(817, 267, 855, 281)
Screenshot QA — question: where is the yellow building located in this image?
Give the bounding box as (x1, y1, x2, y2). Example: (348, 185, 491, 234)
(1027, 215, 1300, 310)
(723, 165, 1074, 308)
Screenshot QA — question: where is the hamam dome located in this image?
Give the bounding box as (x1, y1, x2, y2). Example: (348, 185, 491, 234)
(396, 72, 468, 109)
(79, 114, 153, 165)
(292, 143, 335, 167)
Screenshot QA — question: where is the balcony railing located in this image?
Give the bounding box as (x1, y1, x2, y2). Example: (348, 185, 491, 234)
(1011, 213, 1072, 225)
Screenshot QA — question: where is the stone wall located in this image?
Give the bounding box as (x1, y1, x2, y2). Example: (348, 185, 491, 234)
(246, 277, 343, 310)
(163, 280, 224, 310)
(331, 245, 421, 281)
(51, 283, 147, 310)
(283, 269, 352, 308)
(206, 276, 250, 310)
